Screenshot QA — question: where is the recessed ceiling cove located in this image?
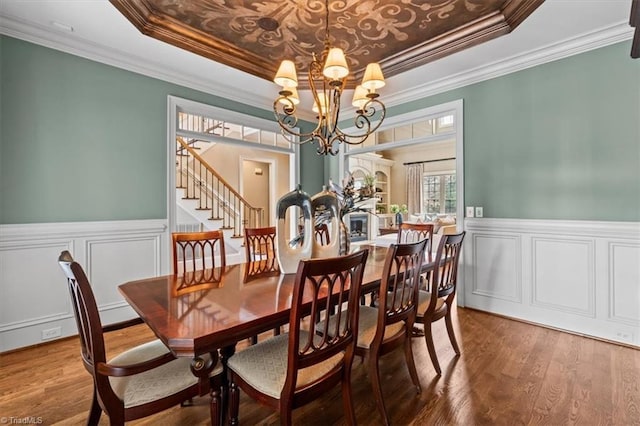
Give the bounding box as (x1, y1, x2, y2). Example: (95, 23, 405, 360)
(110, 0, 544, 88)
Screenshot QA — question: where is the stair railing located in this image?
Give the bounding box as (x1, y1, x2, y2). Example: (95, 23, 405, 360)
(176, 137, 264, 237)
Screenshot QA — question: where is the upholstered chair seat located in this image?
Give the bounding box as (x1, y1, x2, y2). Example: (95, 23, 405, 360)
(322, 306, 405, 349)
(109, 340, 223, 408)
(227, 332, 344, 399)
(417, 290, 445, 316)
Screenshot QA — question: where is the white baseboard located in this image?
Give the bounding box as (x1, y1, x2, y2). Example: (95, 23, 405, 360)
(462, 218, 640, 347)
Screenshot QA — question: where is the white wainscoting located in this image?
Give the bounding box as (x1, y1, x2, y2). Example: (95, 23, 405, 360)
(463, 218, 640, 347)
(0, 220, 169, 352)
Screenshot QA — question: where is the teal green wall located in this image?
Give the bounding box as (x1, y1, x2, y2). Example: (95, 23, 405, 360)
(299, 136, 326, 194)
(1, 36, 638, 224)
(0, 36, 323, 224)
(389, 41, 640, 221)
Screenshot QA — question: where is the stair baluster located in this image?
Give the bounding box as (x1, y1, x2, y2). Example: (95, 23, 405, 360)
(176, 137, 263, 238)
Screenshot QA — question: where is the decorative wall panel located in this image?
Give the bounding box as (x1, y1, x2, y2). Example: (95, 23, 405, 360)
(0, 242, 73, 331)
(87, 236, 161, 310)
(471, 233, 521, 302)
(609, 242, 640, 326)
(0, 220, 168, 352)
(463, 218, 639, 347)
(531, 237, 595, 317)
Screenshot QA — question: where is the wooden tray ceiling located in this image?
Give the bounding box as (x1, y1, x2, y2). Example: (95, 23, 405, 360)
(110, 0, 544, 88)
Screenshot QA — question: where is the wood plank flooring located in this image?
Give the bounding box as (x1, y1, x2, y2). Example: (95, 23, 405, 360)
(1, 307, 638, 425)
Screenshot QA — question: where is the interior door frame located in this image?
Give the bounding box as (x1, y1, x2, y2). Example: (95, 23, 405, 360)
(339, 99, 465, 304)
(167, 95, 299, 268)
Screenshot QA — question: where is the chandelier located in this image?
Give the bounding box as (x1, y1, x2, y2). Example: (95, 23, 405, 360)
(272, 0, 386, 156)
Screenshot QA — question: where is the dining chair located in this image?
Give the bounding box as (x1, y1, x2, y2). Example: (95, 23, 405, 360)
(226, 249, 369, 426)
(244, 226, 278, 270)
(57, 251, 224, 426)
(172, 230, 226, 275)
(397, 222, 434, 260)
(244, 226, 280, 343)
(397, 222, 435, 313)
(365, 222, 433, 308)
(416, 231, 466, 375)
(323, 240, 427, 425)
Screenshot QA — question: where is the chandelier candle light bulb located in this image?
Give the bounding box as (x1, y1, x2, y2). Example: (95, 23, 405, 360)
(323, 47, 349, 80)
(272, 0, 386, 156)
(274, 59, 298, 88)
(351, 85, 369, 111)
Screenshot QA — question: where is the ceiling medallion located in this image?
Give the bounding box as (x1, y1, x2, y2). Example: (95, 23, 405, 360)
(272, 0, 386, 156)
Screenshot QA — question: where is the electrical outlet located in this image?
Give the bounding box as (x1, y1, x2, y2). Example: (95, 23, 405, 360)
(466, 206, 475, 218)
(42, 327, 61, 340)
(475, 206, 483, 218)
(616, 330, 633, 342)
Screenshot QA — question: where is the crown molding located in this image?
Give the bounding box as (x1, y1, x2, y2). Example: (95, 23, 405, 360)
(382, 22, 634, 109)
(1, 14, 633, 118)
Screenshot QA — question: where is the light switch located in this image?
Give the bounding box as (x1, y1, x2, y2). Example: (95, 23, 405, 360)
(475, 207, 483, 218)
(466, 206, 475, 218)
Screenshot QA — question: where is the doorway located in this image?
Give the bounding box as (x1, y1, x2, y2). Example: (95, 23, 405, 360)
(241, 159, 272, 226)
(340, 99, 465, 302)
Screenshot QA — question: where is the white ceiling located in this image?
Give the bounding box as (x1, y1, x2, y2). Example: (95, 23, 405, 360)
(0, 0, 634, 117)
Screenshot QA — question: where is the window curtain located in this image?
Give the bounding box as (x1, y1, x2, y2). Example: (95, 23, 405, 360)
(406, 163, 423, 215)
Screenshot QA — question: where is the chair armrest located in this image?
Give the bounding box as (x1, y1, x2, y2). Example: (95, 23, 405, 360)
(97, 351, 176, 377)
(102, 317, 144, 333)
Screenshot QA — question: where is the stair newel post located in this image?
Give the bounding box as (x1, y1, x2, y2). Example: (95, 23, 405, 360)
(201, 162, 205, 209)
(204, 167, 209, 210)
(224, 186, 230, 230)
(199, 160, 203, 209)
(215, 179, 220, 221)
(208, 168, 212, 210)
(180, 156, 185, 188)
(186, 156, 192, 199)
(235, 197, 240, 237)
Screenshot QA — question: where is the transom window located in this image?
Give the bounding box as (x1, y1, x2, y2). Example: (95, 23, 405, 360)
(177, 111, 292, 149)
(362, 113, 455, 147)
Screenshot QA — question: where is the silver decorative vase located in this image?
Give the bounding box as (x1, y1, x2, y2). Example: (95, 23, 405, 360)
(275, 186, 313, 274)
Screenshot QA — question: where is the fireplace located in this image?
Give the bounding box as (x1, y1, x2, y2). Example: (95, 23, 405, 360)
(349, 214, 368, 242)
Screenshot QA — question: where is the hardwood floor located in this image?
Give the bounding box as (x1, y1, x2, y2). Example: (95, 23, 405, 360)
(1, 307, 638, 425)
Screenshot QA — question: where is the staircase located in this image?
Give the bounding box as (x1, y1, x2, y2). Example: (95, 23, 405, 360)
(175, 137, 264, 260)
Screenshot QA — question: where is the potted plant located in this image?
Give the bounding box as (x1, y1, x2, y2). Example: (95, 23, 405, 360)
(390, 204, 408, 226)
(360, 174, 376, 198)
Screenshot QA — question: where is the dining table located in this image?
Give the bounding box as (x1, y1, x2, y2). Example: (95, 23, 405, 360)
(117, 243, 440, 419)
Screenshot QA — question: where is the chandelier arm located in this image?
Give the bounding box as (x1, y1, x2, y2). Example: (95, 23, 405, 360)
(273, 96, 325, 145)
(328, 85, 342, 136)
(333, 98, 387, 141)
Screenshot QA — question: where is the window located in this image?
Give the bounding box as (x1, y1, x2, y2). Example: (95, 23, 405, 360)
(423, 172, 456, 215)
(358, 114, 456, 147)
(177, 111, 292, 149)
